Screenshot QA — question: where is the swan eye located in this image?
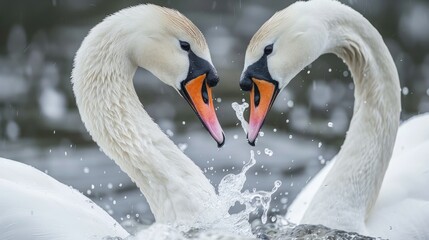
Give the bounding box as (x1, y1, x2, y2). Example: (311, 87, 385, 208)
(264, 44, 274, 55)
(179, 40, 191, 52)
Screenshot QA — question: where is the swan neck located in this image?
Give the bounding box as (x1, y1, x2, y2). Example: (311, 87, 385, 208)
(301, 7, 401, 232)
(72, 21, 216, 224)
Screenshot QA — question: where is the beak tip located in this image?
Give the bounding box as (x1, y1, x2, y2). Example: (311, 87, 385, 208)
(216, 132, 226, 148)
(247, 134, 256, 146)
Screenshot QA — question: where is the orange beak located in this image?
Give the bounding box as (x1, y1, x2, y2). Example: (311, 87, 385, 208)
(247, 78, 279, 145)
(180, 74, 225, 147)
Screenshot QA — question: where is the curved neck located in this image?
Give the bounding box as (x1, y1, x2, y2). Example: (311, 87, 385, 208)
(301, 5, 401, 232)
(72, 22, 216, 224)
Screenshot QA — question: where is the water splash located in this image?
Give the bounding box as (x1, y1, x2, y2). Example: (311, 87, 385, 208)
(231, 102, 249, 134)
(216, 150, 282, 231)
(150, 149, 282, 237)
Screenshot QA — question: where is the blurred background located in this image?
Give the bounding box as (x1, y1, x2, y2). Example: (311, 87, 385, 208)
(0, 0, 428, 225)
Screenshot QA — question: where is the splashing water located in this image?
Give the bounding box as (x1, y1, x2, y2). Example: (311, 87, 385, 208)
(177, 150, 282, 237)
(216, 151, 282, 229)
(232, 102, 249, 134)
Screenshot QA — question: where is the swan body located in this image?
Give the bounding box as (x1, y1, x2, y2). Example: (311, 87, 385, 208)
(1, 4, 225, 239)
(240, 0, 429, 238)
(0, 158, 128, 240)
(287, 114, 429, 239)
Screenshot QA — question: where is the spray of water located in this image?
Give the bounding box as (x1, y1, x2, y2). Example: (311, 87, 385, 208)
(231, 102, 249, 134)
(213, 150, 281, 233)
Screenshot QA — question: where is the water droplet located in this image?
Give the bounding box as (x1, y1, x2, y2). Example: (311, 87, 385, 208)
(107, 183, 113, 189)
(166, 129, 174, 137)
(273, 128, 277, 132)
(402, 87, 409, 96)
(318, 142, 322, 148)
(182, 121, 186, 125)
(113, 200, 116, 205)
(259, 131, 264, 137)
(83, 167, 90, 174)
(328, 122, 333, 127)
(343, 70, 349, 77)
(318, 155, 326, 164)
(178, 143, 187, 152)
(233, 134, 238, 139)
(91, 184, 95, 189)
(232, 102, 249, 134)
(307, 70, 311, 74)
(64, 151, 67, 156)
(6, 121, 20, 141)
(289, 134, 293, 139)
(264, 148, 273, 156)
(86, 190, 91, 195)
(328, 68, 332, 72)
(287, 100, 294, 108)
(216, 97, 222, 103)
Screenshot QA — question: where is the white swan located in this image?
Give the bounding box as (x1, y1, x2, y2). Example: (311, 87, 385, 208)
(239, 0, 429, 239)
(1, 4, 225, 240)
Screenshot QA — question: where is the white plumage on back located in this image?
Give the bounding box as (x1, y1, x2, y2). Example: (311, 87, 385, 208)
(0, 158, 128, 240)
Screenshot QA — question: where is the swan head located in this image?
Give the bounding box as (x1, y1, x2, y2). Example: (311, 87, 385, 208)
(103, 5, 225, 146)
(239, 1, 329, 145)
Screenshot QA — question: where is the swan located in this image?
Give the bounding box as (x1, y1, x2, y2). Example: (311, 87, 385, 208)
(1, 4, 225, 239)
(239, 0, 429, 238)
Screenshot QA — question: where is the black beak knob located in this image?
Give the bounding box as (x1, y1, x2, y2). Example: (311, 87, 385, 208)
(206, 69, 219, 87)
(239, 72, 253, 92)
